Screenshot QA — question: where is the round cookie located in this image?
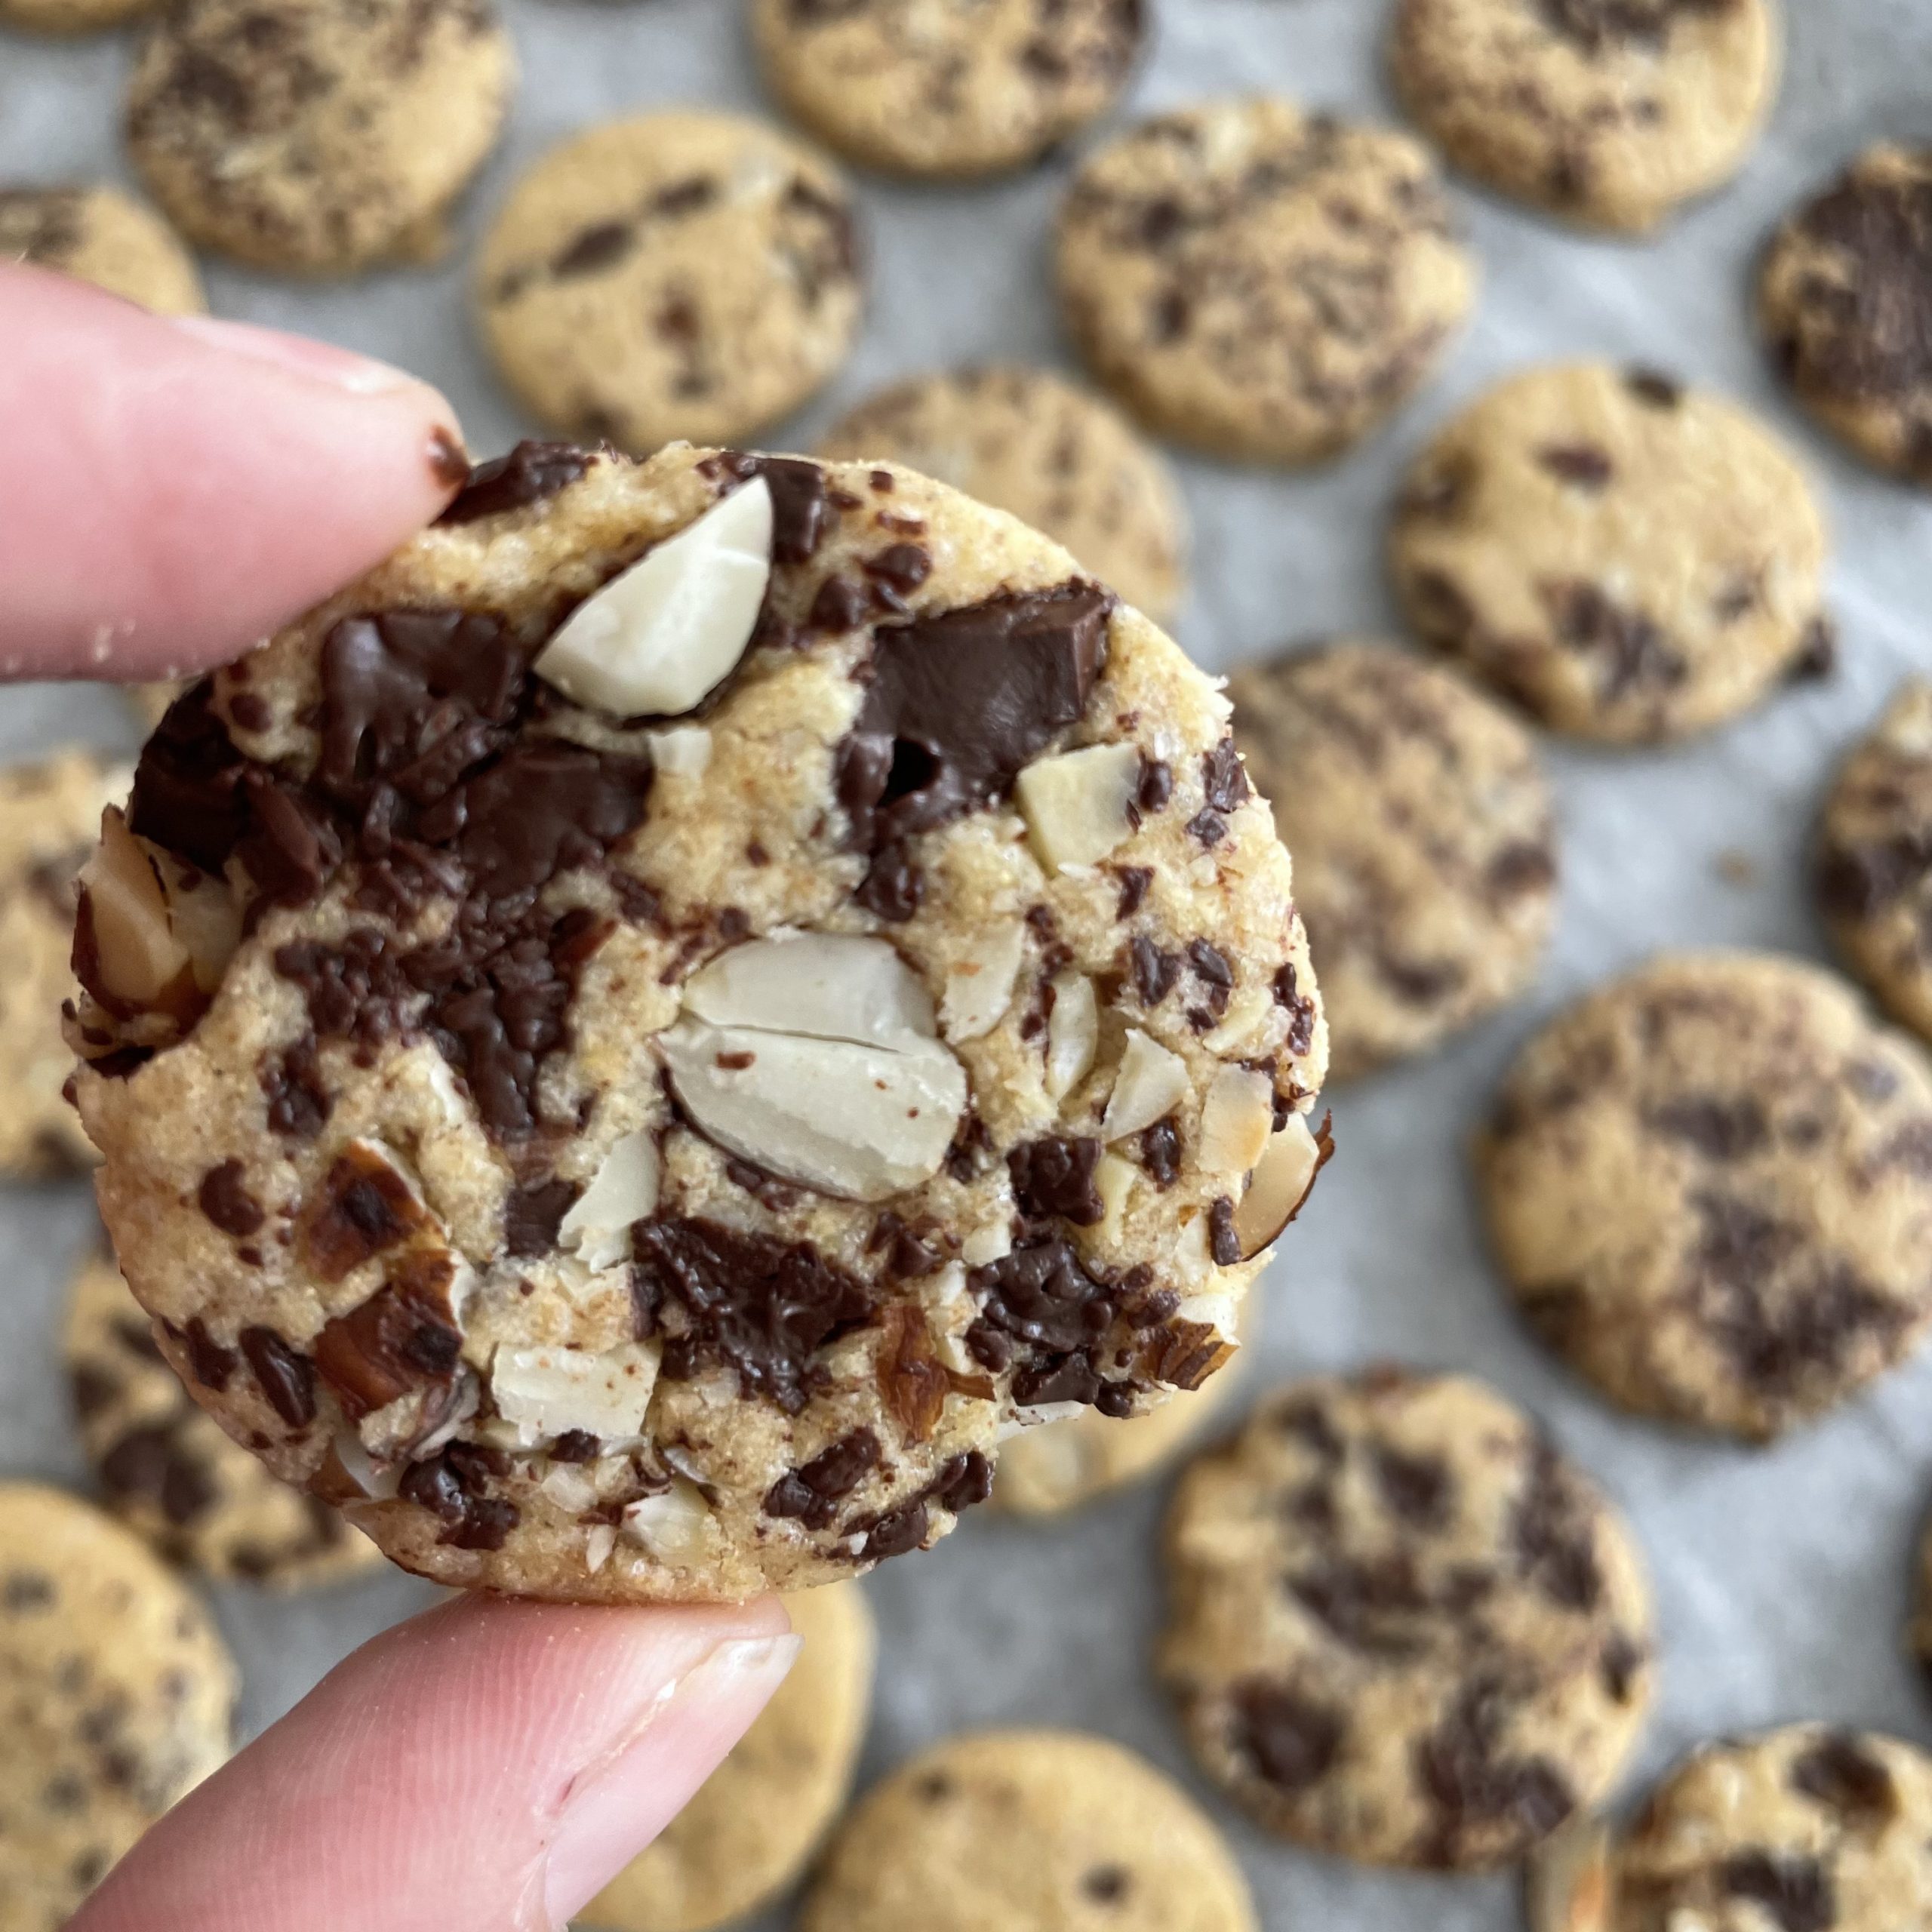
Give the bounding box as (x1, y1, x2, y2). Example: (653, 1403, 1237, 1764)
(0, 753, 127, 1181)
(1229, 640, 1555, 1081)
(817, 367, 1188, 625)
(1479, 951, 1932, 1441)
(0, 187, 203, 314)
(0, 1483, 234, 1931)
(1598, 1727, 1932, 1931)
(1055, 100, 1476, 464)
(1160, 1368, 1652, 1872)
(68, 438, 1329, 1605)
(584, 1581, 875, 1932)
(478, 115, 864, 454)
(751, 0, 1143, 180)
(1759, 146, 1932, 488)
(65, 1244, 380, 1589)
(1391, 362, 1831, 743)
(1389, 0, 1780, 234)
(125, 0, 515, 276)
(798, 1729, 1257, 1932)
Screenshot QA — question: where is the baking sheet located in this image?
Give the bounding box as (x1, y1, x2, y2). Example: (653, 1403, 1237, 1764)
(4, 3, 1932, 1924)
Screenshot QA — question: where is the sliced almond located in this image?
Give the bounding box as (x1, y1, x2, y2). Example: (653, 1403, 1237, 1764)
(1044, 971, 1098, 1099)
(1198, 1066, 1275, 1175)
(646, 724, 712, 780)
(75, 811, 195, 1013)
(682, 931, 937, 1049)
(939, 921, 1025, 1043)
(1101, 1029, 1191, 1142)
(1015, 740, 1143, 872)
(533, 477, 774, 718)
(586, 1522, 617, 1573)
(557, 1129, 660, 1269)
(1230, 1111, 1333, 1260)
(1525, 1817, 1614, 1932)
(492, 1340, 661, 1449)
(1088, 1149, 1137, 1243)
(622, 1478, 715, 1564)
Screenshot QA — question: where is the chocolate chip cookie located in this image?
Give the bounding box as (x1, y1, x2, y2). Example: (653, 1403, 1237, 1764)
(798, 1729, 1257, 1932)
(0, 1483, 235, 1931)
(0, 753, 126, 1181)
(1161, 1368, 1652, 1871)
(478, 114, 864, 454)
(585, 1581, 875, 1932)
(1390, 0, 1780, 234)
(125, 0, 515, 275)
(68, 439, 1328, 1604)
(1392, 363, 1831, 743)
(66, 1244, 379, 1589)
(817, 366, 1188, 625)
(752, 0, 1144, 179)
(0, 186, 203, 313)
(1056, 100, 1476, 463)
(1229, 641, 1556, 1081)
(1760, 146, 1932, 488)
(1478, 951, 1932, 1441)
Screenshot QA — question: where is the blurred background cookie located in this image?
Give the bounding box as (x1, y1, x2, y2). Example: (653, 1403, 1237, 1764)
(0, 185, 202, 313)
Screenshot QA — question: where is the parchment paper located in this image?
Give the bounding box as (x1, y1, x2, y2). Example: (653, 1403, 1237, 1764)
(3, 5, 1931, 1924)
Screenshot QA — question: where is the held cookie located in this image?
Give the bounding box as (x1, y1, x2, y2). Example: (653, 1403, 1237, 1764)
(752, 0, 1143, 180)
(798, 1729, 1257, 1932)
(1160, 1369, 1652, 1872)
(66, 1244, 379, 1589)
(584, 1581, 875, 1932)
(1759, 146, 1932, 488)
(1389, 0, 1780, 234)
(68, 440, 1328, 1605)
(1056, 100, 1476, 464)
(0, 187, 203, 314)
(1229, 641, 1556, 1081)
(1478, 952, 1932, 1441)
(125, 0, 515, 276)
(478, 115, 864, 454)
(817, 367, 1188, 625)
(1392, 363, 1831, 743)
(0, 1484, 235, 1930)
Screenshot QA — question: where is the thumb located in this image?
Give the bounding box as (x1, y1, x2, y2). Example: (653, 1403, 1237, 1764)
(69, 1594, 798, 1932)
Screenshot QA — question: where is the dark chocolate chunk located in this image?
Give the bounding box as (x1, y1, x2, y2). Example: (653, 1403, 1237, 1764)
(1130, 934, 1181, 1005)
(312, 1256, 463, 1423)
(1626, 367, 1684, 408)
(1512, 1437, 1602, 1612)
(302, 1146, 423, 1281)
(1208, 1198, 1241, 1266)
(1719, 1851, 1835, 1932)
(174, 1318, 238, 1392)
(1201, 739, 1250, 814)
(1140, 1117, 1181, 1186)
(1373, 1445, 1453, 1528)
(239, 1327, 316, 1429)
(100, 1423, 217, 1527)
(1645, 1094, 1770, 1160)
(1413, 1679, 1577, 1863)
(196, 1159, 263, 1238)
(505, 1179, 579, 1258)
(1790, 1732, 1900, 1826)
(435, 441, 592, 525)
(763, 1428, 881, 1529)
(1008, 1137, 1106, 1226)
(1232, 1678, 1344, 1792)
(1537, 442, 1614, 487)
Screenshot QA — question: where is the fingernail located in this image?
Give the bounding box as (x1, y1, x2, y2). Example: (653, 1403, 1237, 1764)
(540, 1632, 801, 1925)
(165, 314, 429, 396)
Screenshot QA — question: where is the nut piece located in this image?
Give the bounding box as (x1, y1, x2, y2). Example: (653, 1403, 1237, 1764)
(1101, 1028, 1191, 1141)
(558, 1129, 661, 1269)
(939, 920, 1026, 1042)
(1230, 1111, 1331, 1260)
(1015, 740, 1144, 871)
(1090, 1149, 1137, 1241)
(1197, 1066, 1275, 1175)
(682, 931, 936, 1048)
(1044, 971, 1099, 1099)
(646, 724, 712, 780)
(1525, 1817, 1613, 1932)
(532, 476, 774, 718)
(491, 1340, 662, 1449)
(622, 1478, 716, 1564)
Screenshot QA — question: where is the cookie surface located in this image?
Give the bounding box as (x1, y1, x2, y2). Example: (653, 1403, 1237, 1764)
(1479, 951, 1932, 1440)
(0, 186, 203, 313)
(0, 1483, 234, 1932)
(478, 114, 863, 454)
(125, 0, 514, 275)
(0, 754, 125, 1180)
(66, 1245, 379, 1589)
(817, 367, 1187, 624)
(584, 1581, 875, 1932)
(1759, 145, 1932, 488)
(752, 0, 1143, 179)
(1603, 1727, 1932, 1931)
(798, 1728, 1257, 1932)
(70, 439, 1327, 1605)
(1056, 100, 1475, 463)
(1390, 0, 1779, 233)
(1391, 363, 1830, 743)
(1161, 1368, 1652, 1871)
(1229, 641, 1555, 1081)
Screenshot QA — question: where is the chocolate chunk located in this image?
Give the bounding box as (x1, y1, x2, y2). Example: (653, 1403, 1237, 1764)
(1646, 1094, 1770, 1160)
(451, 743, 651, 900)
(1539, 0, 1736, 54)
(1136, 755, 1174, 817)
(1413, 1679, 1577, 1863)
(1115, 865, 1153, 917)
(302, 1146, 424, 1281)
(1187, 938, 1234, 997)
(966, 1237, 1124, 1409)
(851, 1497, 928, 1562)
(435, 441, 592, 525)
(763, 1428, 881, 1529)
(1373, 1446, 1453, 1527)
(1186, 808, 1227, 847)
(1819, 826, 1927, 921)
(1537, 442, 1614, 487)
(240, 1327, 316, 1429)
(1543, 579, 1685, 700)
(1208, 1198, 1241, 1266)
(1083, 1866, 1131, 1903)
(400, 1442, 520, 1551)
(196, 1159, 263, 1238)
(174, 1318, 238, 1392)
(100, 1423, 217, 1527)
(505, 1179, 578, 1257)
(1512, 1438, 1601, 1611)
(705, 452, 832, 565)
(931, 1449, 992, 1514)
(312, 1254, 463, 1423)
(551, 220, 633, 277)
(1789, 616, 1837, 681)
(1272, 963, 1318, 1057)
(855, 843, 923, 921)
(1598, 1629, 1644, 1703)
(1140, 1117, 1181, 1186)
(1232, 1678, 1344, 1792)
(1720, 1851, 1835, 1932)
(1626, 367, 1684, 408)
(1201, 739, 1250, 814)
(1009, 1137, 1106, 1225)
(1488, 841, 1556, 899)
(126, 682, 248, 875)
(1130, 934, 1180, 1005)
(1791, 1732, 1899, 1826)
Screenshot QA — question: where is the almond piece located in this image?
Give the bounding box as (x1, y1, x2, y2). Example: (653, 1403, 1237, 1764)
(1015, 740, 1143, 871)
(1044, 971, 1099, 1099)
(1525, 1817, 1613, 1932)
(681, 931, 937, 1049)
(1101, 1029, 1191, 1141)
(491, 1340, 662, 1449)
(557, 1129, 660, 1269)
(939, 921, 1025, 1042)
(1088, 1149, 1138, 1242)
(622, 1478, 715, 1564)
(1231, 1111, 1332, 1260)
(75, 810, 195, 1014)
(1198, 1066, 1275, 1175)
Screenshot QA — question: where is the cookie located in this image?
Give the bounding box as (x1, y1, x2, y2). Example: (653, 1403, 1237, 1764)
(1594, 1727, 1932, 1932)
(0, 1483, 234, 1931)
(1391, 362, 1831, 743)
(797, 1729, 1257, 1932)
(1759, 146, 1932, 488)
(0, 187, 203, 314)
(66, 1244, 379, 1589)
(1056, 100, 1476, 464)
(478, 115, 864, 454)
(1479, 951, 1932, 1441)
(584, 1581, 875, 1932)
(1161, 1368, 1652, 1872)
(125, 0, 514, 275)
(128, 682, 186, 737)
(1389, 0, 1779, 234)
(817, 366, 1188, 624)
(1229, 641, 1555, 1081)
(68, 438, 1329, 1604)
(751, 0, 1143, 180)
(0, 754, 126, 1181)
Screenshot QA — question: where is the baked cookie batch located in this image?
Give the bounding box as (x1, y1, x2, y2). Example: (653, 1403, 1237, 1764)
(5, 0, 1932, 1925)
